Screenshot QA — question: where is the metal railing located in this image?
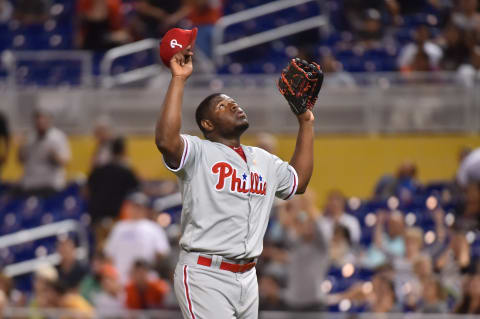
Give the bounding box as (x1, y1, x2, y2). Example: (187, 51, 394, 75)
(0, 220, 89, 277)
(212, 0, 328, 65)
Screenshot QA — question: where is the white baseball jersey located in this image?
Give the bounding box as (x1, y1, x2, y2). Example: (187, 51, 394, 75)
(164, 134, 298, 260)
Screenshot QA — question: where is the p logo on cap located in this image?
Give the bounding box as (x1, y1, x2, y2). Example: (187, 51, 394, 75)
(159, 27, 198, 67)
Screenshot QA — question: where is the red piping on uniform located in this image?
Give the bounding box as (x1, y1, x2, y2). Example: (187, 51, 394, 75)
(183, 265, 196, 319)
(285, 172, 297, 200)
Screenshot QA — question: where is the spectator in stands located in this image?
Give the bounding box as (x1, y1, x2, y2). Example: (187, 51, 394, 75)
(90, 115, 114, 169)
(363, 210, 405, 268)
(17, 107, 71, 197)
(454, 181, 480, 230)
(130, 0, 187, 39)
(328, 271, 401, 312)
(456, 46, 480, 87)
(356, 9, 386, 49)
(258, 273, 287, 310)
(439, 24, 471, 70)
(455, 272, 480, 313)
(398, 24, 443, 72)
(104, 192, 170, 284)
(125, 259, 170, 309)
(76, 0, 131, 51)
(0, 0, 12, 23)
(29, 264, 59, 313)
(14, 0, 49, 25)
(450, 0, 480, 32)
(457, 146, 480, 188)
(0, 111, 10, 179)
(0, 271, 12, 310)
(374, 161, 420, 201)
(329, 224, 356, 267)
(86, 136, 139, 225)
(184, 0, 223, 58)
(56, 235, 89, 291)
(320, 52, 357, 88)
(47, 280, 95, 318)
(91, 264, 125, 316)
(277, 193, 329, 311)
(419, 276, 448, 313)
(320, 190, 361, 244)
(80, 252, 107, 304)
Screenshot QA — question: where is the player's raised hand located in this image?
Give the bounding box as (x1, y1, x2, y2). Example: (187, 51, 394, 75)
(170, 46, 193, 80)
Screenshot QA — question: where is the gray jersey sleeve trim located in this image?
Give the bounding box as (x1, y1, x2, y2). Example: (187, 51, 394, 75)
(283, 165, 299, 200)
(163, 135, 190, 172)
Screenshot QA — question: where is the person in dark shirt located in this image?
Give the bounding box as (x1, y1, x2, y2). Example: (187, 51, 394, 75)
(56, 235, 89, 291)
(86, 136, 139, 224)
(0, 112, 10, 180)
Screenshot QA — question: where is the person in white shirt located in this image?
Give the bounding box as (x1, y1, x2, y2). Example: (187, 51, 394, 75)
(104, 192, 170, 284)
(17, 107, 71, 196)
(319, 190, 361, 244)
(457, 147, 480, 187)
(398, 24, 443, 71)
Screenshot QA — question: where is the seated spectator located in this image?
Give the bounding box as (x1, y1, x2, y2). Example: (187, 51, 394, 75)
(320, 52, 357, 88)
(80, 252, 107, 304)
(48, 280, 95, 318)
(17, 107, 71, 197)
(14, 0, 49, 25)
(125, 259, 170, 309)
(329, 224, 356, 267)
(76, 0, 131, 51)
(454, 181, 480, 231)
(29, 264, 59, 312)
(456, 46, 480, 87)
(104, 192, 170, 284)
(356, 9, 386, 49)
(450, 0, 480, 32)
(320, 190, 361, 244)
(455, 272, 480, 313)
(90, 115, 114, 169)
(374, 161, 420, 201)
(0, 0, 12, 23)
(419, 276, 448, 313)
(398, 24, 443, 72)
(86, 137, 139, 225)
(92, 264, 125, 316)
(439, 24, 471, 70)
(258, 274, 287, 311)
(56, 235, 89, 291)
(328, 271, 401, 313)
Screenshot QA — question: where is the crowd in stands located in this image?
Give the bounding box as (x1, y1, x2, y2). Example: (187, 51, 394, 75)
(0, 0, 479, 78)
(0, 108, 479, 316)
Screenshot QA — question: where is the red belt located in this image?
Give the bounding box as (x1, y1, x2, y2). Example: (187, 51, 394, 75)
(197, 256, 256, 273)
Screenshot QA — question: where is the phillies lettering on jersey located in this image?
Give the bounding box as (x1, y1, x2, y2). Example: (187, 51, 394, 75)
(212, 162, 266, 195)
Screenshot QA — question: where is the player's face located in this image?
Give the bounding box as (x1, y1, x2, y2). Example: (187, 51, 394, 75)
(210, 94, 249, 136)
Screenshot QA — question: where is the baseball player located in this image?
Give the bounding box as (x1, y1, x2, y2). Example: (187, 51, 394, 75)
(155, 28, 323, 319)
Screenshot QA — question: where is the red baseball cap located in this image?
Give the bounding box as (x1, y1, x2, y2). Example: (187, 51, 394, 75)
(159, 27, 198, 67)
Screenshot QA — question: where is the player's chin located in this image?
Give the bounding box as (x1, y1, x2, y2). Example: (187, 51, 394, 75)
(236, 120, 249, 133)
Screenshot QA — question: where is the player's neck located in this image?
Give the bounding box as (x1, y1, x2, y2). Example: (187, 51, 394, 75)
(209, 135, 241, 147)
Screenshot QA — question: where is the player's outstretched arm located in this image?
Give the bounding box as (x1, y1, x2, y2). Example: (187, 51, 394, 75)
(289, 110, 315, 194)
(155, 48, 193, 169)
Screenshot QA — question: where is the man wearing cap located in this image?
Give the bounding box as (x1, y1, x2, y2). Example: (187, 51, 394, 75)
(155, 28, 315, 319)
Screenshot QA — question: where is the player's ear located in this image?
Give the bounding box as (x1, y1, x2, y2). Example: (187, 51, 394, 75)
(201, 119, 214, 132)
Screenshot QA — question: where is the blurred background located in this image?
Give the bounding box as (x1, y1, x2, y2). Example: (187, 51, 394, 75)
(0, 0, 480, 318)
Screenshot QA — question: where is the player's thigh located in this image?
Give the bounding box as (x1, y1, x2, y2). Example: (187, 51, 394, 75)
(174, 264, 237, 319)
(237, 269, 259, 319)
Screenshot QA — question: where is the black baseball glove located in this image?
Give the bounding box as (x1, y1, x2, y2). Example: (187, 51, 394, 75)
(277, 58, 324, 115)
